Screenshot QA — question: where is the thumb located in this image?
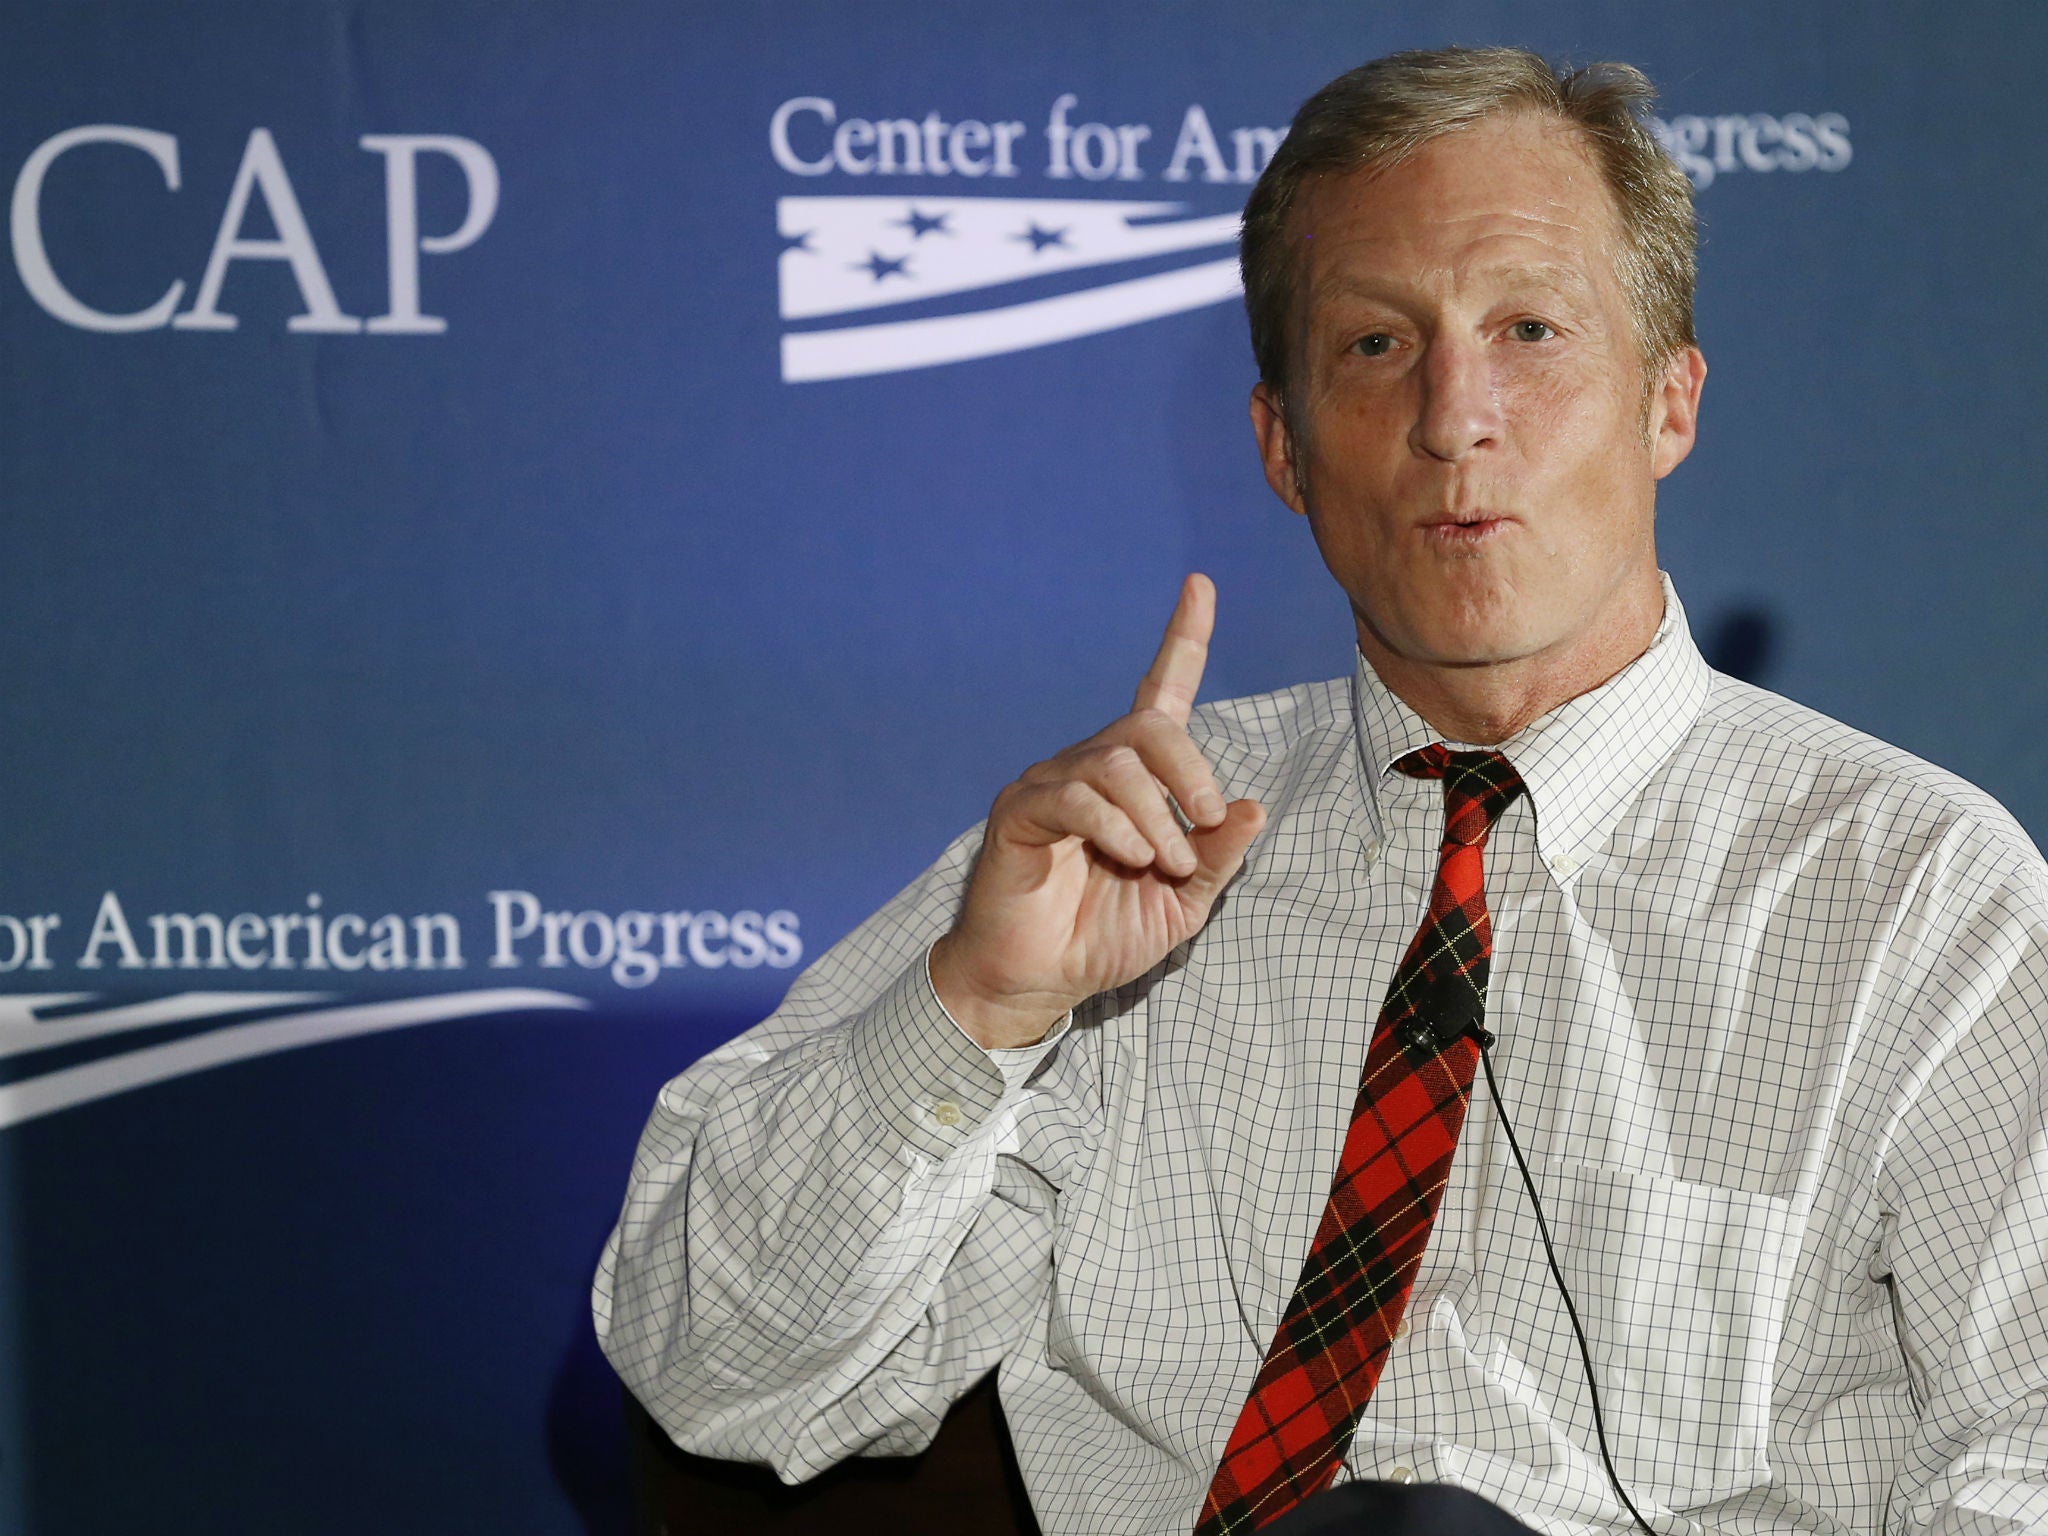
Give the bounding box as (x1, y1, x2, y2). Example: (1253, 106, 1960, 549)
(1179, 798, 1267, 910)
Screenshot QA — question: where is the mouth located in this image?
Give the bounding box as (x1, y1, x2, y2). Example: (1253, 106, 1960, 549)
(1418, 511, 1513, 547)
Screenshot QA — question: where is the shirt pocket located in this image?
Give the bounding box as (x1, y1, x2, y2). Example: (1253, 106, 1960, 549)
(1544, 1161, 1804, 1508)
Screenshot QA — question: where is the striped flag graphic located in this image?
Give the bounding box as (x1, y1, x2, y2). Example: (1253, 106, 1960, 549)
(777, 195, 1242, 382)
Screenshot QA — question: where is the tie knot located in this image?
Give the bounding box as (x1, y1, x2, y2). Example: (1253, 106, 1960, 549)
(1394, 745, 1526, 847)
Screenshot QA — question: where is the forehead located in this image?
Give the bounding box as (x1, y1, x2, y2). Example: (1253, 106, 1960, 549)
(1292, 113, 1627, 305)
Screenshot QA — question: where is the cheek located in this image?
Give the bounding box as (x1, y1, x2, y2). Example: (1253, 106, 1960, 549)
(1500, 356, 1602, 438)
(1506, 368, 1648, 494)
(1300, 385, 1403, 491)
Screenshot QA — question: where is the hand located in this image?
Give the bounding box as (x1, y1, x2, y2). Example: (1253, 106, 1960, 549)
(930, 574, 1267, 1048)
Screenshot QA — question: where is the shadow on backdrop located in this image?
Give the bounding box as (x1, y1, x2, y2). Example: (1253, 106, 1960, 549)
(547, 1231, 638, 1534)
(1701, 604, 1782, 687)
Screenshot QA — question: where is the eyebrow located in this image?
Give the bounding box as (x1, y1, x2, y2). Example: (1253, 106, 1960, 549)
(1313, 261, 1600, 307)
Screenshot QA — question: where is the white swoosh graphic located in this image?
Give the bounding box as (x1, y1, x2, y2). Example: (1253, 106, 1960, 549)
(0, 991, 329, 1060)
(0, 994, 95, 1027)
(782, 255, 1242, 383)
(0, 989, 589, 1129)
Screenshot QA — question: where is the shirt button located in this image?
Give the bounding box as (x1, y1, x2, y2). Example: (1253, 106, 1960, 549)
(1389, 1466, 1416, 1485)
(931, 1100, 963, 1128)
(1363, 839, 1383, 863)
(1394, 1317, 1411, 1341)
(1550, 853, 1578, 878)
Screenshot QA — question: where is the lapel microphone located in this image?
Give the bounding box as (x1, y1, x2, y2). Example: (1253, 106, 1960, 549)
(1395, 987, 1496, 1057)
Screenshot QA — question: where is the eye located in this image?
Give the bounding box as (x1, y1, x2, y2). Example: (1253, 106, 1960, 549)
(1351, 332, 1396, 358)
(1509, 319, 1556, 342)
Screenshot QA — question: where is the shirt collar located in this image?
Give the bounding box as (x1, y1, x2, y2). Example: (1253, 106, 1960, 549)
(1348, 574, 1713, 880)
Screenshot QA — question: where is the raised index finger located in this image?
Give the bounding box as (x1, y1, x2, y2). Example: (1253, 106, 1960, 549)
(1133, 573, 1215, 727)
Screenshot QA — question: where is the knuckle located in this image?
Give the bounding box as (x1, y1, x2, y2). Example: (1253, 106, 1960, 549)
(1068, 742, 1121, 779)
(1079, 718, 1129, 751)
(1053, 779, 1096, 818)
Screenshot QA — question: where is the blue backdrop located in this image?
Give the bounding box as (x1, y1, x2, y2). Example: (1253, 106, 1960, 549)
(1, 2, 2042, 1530)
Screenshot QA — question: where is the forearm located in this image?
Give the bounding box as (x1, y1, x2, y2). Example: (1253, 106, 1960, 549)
(1880, 875, 2048, 1535)
(595, 938, 1055, 1478)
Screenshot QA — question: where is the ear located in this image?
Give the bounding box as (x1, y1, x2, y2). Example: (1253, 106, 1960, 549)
(1250, 381, 1309, 516)
(1649, 345, 1707, 480)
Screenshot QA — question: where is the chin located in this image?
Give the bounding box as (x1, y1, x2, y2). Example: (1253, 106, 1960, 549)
(1415, 627, 1536, 669)
(1390, 590, 1538, 665)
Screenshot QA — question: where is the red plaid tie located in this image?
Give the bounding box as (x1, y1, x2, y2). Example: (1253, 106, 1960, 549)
(1195, 745, 1526, 1535)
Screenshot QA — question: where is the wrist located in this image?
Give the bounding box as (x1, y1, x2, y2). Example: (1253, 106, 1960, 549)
(928, 933, 1070, 1049)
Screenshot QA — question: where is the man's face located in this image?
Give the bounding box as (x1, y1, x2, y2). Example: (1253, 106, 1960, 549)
(1252, 112, 1704, 689)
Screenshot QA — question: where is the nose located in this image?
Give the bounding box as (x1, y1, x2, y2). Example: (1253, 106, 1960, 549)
(1408, 335, 1503, 461)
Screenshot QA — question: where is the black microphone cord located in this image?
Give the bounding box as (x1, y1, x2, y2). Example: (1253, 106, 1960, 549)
(1475, 1039, 1661, 1536)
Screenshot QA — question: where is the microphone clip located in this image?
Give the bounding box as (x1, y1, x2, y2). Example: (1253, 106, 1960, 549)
(1396, 1009, 1494, 1057)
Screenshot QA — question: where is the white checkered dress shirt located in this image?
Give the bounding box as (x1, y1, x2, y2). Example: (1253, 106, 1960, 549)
(596, 581, 2048, 1536)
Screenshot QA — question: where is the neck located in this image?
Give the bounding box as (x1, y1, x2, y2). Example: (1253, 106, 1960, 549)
(1357, 574, 1665, 746)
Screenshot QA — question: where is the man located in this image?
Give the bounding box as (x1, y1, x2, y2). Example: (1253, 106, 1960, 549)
(596, 48, 2048, 1536)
